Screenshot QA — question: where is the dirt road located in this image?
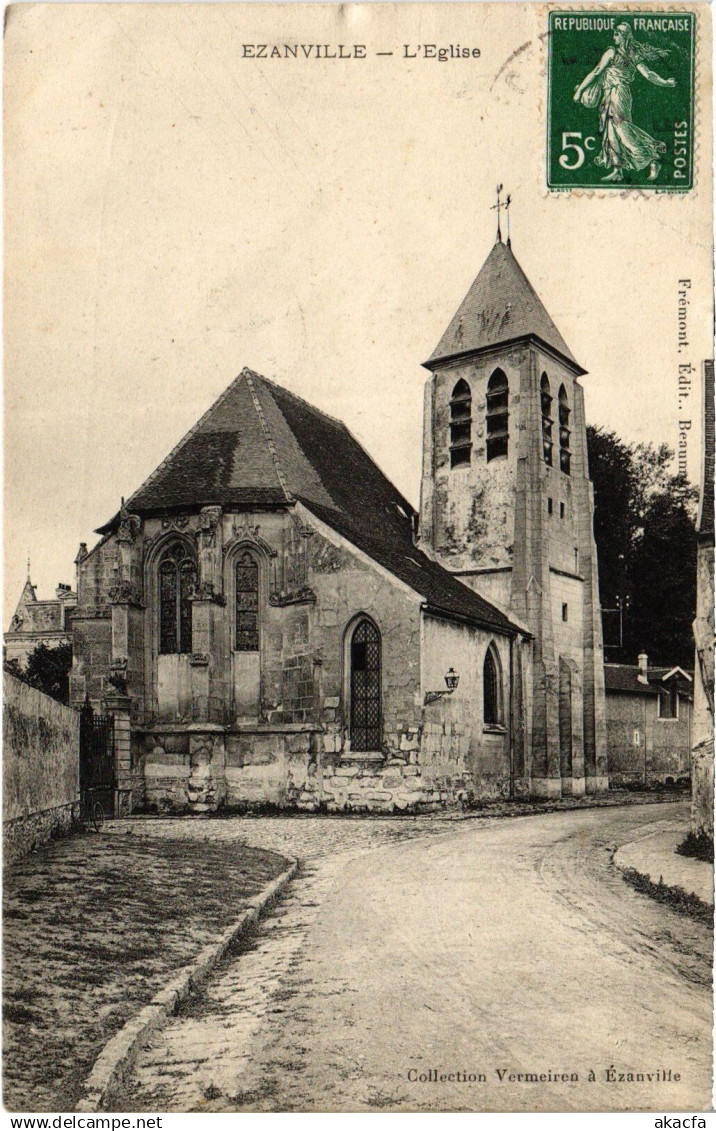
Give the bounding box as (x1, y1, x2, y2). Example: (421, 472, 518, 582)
(119, 803, 712, 1112)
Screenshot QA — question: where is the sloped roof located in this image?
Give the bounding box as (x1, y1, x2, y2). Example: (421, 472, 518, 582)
(604, 663, 693, 699)
(14, 577, 37, 615)
(697, 359, 714, 538)
(426, 239, 584, 373)
(98, 369, 521, 636)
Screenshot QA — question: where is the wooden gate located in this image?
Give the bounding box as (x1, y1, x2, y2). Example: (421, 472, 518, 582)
(79, 700, 116, 817)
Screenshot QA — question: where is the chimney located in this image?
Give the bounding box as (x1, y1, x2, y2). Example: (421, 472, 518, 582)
(637, 652, 649, 684)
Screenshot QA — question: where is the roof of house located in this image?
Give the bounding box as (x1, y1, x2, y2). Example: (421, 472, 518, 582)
(697, 359, 714, 538)
(98, 369, 523, 636)
(425, 239, 585, 374)
(604, 663, 693, 699)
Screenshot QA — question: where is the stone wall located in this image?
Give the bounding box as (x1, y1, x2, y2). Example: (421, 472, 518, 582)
(3, 673, 80, 862)
(137, 602, 525, 814)
(692, 536, 714, 837)
(421, 614, 517, 799)
(304, 508, 424, 759)
(605, 691, 692, 787)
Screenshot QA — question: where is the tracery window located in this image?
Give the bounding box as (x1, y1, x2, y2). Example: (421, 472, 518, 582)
(486, 370, 509, 462)
(235, 551, 260, 652)
(541, 374, 554, 466)
(158, 542, 196, 655)
(449, 379, 472, 468)
(483, 644, 503, 726)
(559, 385, 571, 475)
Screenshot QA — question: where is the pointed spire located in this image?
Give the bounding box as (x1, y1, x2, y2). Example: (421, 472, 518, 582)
(505, 193, 512, 249)
(425, 239, 584, 373)
(26, 551, 31, 582)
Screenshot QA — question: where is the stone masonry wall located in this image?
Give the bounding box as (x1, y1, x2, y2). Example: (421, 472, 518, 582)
(605, 691, 692, 787)
(303, 508, 424, 759)
(421, 614, 515, 800)
(692, 537, 714, 838)
(3, 673, 80, 862)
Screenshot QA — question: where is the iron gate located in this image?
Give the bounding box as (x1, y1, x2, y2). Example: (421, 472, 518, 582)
(79, 701, 115, 817)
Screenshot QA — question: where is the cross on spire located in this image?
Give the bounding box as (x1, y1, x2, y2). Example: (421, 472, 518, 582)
(491, 185, 512, 245)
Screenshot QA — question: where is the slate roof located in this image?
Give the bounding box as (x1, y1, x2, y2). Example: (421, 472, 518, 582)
(697, 359, 714, 538)
(604, 663, 693, 700)
(426, 239, 584, 374)
(98, 369, 522, 636)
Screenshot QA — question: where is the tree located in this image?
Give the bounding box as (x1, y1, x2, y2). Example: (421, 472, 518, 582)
(22, 642, 73, 704)
(587, 425, 698, 668)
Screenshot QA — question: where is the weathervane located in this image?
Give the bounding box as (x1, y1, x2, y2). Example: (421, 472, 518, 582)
(491, 184, 504, 242)
(491, 185, 512, 245)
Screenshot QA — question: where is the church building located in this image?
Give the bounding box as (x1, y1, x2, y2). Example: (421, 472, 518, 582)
(68, 230, 607, 813)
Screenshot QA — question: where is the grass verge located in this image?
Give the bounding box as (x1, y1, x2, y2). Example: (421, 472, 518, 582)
(618, 865, 714, 926)
(3, 833, 289, 1111)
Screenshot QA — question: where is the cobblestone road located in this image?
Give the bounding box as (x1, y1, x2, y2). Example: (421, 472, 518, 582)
(112, 803, 712, 1113)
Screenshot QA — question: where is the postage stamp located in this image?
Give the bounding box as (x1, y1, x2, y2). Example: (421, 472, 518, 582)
(547, 10, 696, 190)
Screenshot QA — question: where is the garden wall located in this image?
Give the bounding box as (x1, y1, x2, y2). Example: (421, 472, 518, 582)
(3, 672, 80, 862)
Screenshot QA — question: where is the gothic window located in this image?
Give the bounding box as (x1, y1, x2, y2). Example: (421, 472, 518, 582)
(541, 374, 554, 466)
(449, 379, 472, 468)
(158, 542, 196, 655)
(235, 551, 260, 652)
(483, 644, 503, 727)
(559, 384, 571, 475)
(486, 370, 509, 462)
(350, 618, 382, 752)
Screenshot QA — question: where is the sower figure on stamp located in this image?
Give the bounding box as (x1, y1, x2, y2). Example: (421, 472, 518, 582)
(573, 23, 676, 182)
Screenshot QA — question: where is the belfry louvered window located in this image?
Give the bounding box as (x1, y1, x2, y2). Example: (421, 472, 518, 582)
(159, 543, 196, 655)
(559, 384, 571, 475)
(235, 551, 260, 652)
(449, 379, 472, 468)
(350, 618, 382, 752)
(486, 369, 509, 461)
(541, 374, 554, 466)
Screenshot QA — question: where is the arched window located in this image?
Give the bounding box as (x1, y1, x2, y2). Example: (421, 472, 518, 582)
(486, 370, 509, 461)
(349, 617, 382, 752)
(449, 379, 472, 468)
(483, 644, 503, 726)
(559, 385, 571, 475)
(235, 551, 260, 652)
(541, 374, 553, 466)
(158, 542, 196, 655)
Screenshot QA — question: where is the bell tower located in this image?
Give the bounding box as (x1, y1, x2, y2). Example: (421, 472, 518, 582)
(419, 212, 607, 797)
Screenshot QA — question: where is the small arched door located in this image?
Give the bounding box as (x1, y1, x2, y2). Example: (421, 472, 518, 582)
(350, 618, 382, 752)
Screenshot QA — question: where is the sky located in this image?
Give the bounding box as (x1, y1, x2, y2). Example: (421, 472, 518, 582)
(4, 2, 713, 617)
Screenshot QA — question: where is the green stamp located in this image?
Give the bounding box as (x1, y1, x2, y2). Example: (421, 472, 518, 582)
(547, 10, 696, 190)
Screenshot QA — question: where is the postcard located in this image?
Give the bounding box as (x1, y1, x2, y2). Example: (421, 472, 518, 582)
(3, 2, 714, 1117)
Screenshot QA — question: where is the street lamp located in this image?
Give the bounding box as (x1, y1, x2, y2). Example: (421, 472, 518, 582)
(424, 668, 460, 705)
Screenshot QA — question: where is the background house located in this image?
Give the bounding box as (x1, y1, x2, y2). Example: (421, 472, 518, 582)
(4, 567, 76, 667)
(604, 655, 693, 788)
